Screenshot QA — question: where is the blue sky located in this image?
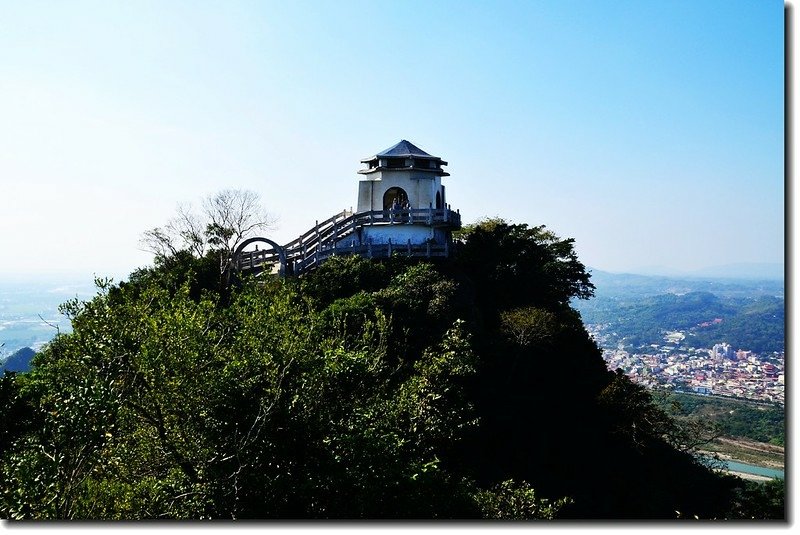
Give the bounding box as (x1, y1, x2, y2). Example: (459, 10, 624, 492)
(0, 0, 785, 279)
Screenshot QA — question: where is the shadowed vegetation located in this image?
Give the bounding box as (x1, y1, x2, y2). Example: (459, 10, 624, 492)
(0, 219, 780, 520)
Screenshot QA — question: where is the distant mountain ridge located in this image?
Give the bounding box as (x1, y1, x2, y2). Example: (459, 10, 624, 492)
(0, 347, 35, 375)
(585, 269, 784, 299)
(613, 262, 783, 281)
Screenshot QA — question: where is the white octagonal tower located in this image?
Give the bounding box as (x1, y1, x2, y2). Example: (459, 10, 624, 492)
(234, 140, 462, 276)
(357, 139, 449, 212)
(346, 140, 459, 251)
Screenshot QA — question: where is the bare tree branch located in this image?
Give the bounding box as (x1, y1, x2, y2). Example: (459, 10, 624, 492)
(169, 203, 207, 258)
(203, 189, 276, 256)
(139, 189, 277, 278)
(140, 227, 180, 259)
(38, 314, 61, 335)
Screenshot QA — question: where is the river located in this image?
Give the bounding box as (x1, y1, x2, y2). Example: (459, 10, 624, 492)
(723, 459, 784, 480)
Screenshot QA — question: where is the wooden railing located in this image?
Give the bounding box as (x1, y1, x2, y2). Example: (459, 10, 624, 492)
(236, 206, 460, 276)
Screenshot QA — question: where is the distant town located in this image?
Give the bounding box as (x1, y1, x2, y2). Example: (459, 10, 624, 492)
(586, 325, 785, 405)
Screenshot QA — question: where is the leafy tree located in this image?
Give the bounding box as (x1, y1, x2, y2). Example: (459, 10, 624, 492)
(499, 307, 556, 348)
(599, 371, 721, 454)
(726, 479, 784, 520)
(475, 480, 571, 520)
(0, 373, 36, 461)
(299, 254, 394, 307)
(454, 218, 594, 314)
(0, 259, 502, 519)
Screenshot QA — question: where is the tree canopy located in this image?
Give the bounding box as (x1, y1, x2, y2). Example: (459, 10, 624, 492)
(0, 218, 777, 520)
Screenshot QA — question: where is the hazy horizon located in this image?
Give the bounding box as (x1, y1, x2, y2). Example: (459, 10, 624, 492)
(0, 0, 785, 278)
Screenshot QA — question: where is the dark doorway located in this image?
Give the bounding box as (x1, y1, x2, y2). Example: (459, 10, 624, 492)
(383, 187, 409, 210)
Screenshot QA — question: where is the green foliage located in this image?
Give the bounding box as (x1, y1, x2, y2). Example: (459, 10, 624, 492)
(575, 291, 784, 353)
(126, 249, 222, 301)
(608, 291, 735, 348)
(0, 217, 765, 520)
(475, 480, 571, 520)
(0, 373, 35, 453)
(689, 295, 784, 353)
(455, 218, 595, 314)
(0, 259, 487, 518)
(499, 307, 556, 348)
(667, 393, 784, 446)
(374, 263, 466, 362)
(598, 371, 677, 449)
(726, 478, 784, 520)
(599, 372, 721, 454)
(300, 254, 393, 307)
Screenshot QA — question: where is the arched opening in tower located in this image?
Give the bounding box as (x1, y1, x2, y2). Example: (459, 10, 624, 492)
(435, 191, 442, 209)
(383, 187, 409, 210)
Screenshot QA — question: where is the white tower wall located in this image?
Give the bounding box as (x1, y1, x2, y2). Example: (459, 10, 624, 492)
(357, 171, 443, 212)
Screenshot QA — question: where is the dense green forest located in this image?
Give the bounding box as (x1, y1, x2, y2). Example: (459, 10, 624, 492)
(687, 296, 784, 354)
(575, 291, 784, 353)
(0, 219, 782, 520)
(667, 393, 785, 447)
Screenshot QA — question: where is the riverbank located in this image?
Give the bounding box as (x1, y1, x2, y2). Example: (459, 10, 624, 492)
(727, 470, 772, 482)
(697, 436, 784, 481)
(704, 436, 784, 470)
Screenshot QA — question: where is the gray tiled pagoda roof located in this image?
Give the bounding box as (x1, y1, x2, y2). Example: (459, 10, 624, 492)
(361, 140, 446, 163)
(377, 140, 434, 158)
